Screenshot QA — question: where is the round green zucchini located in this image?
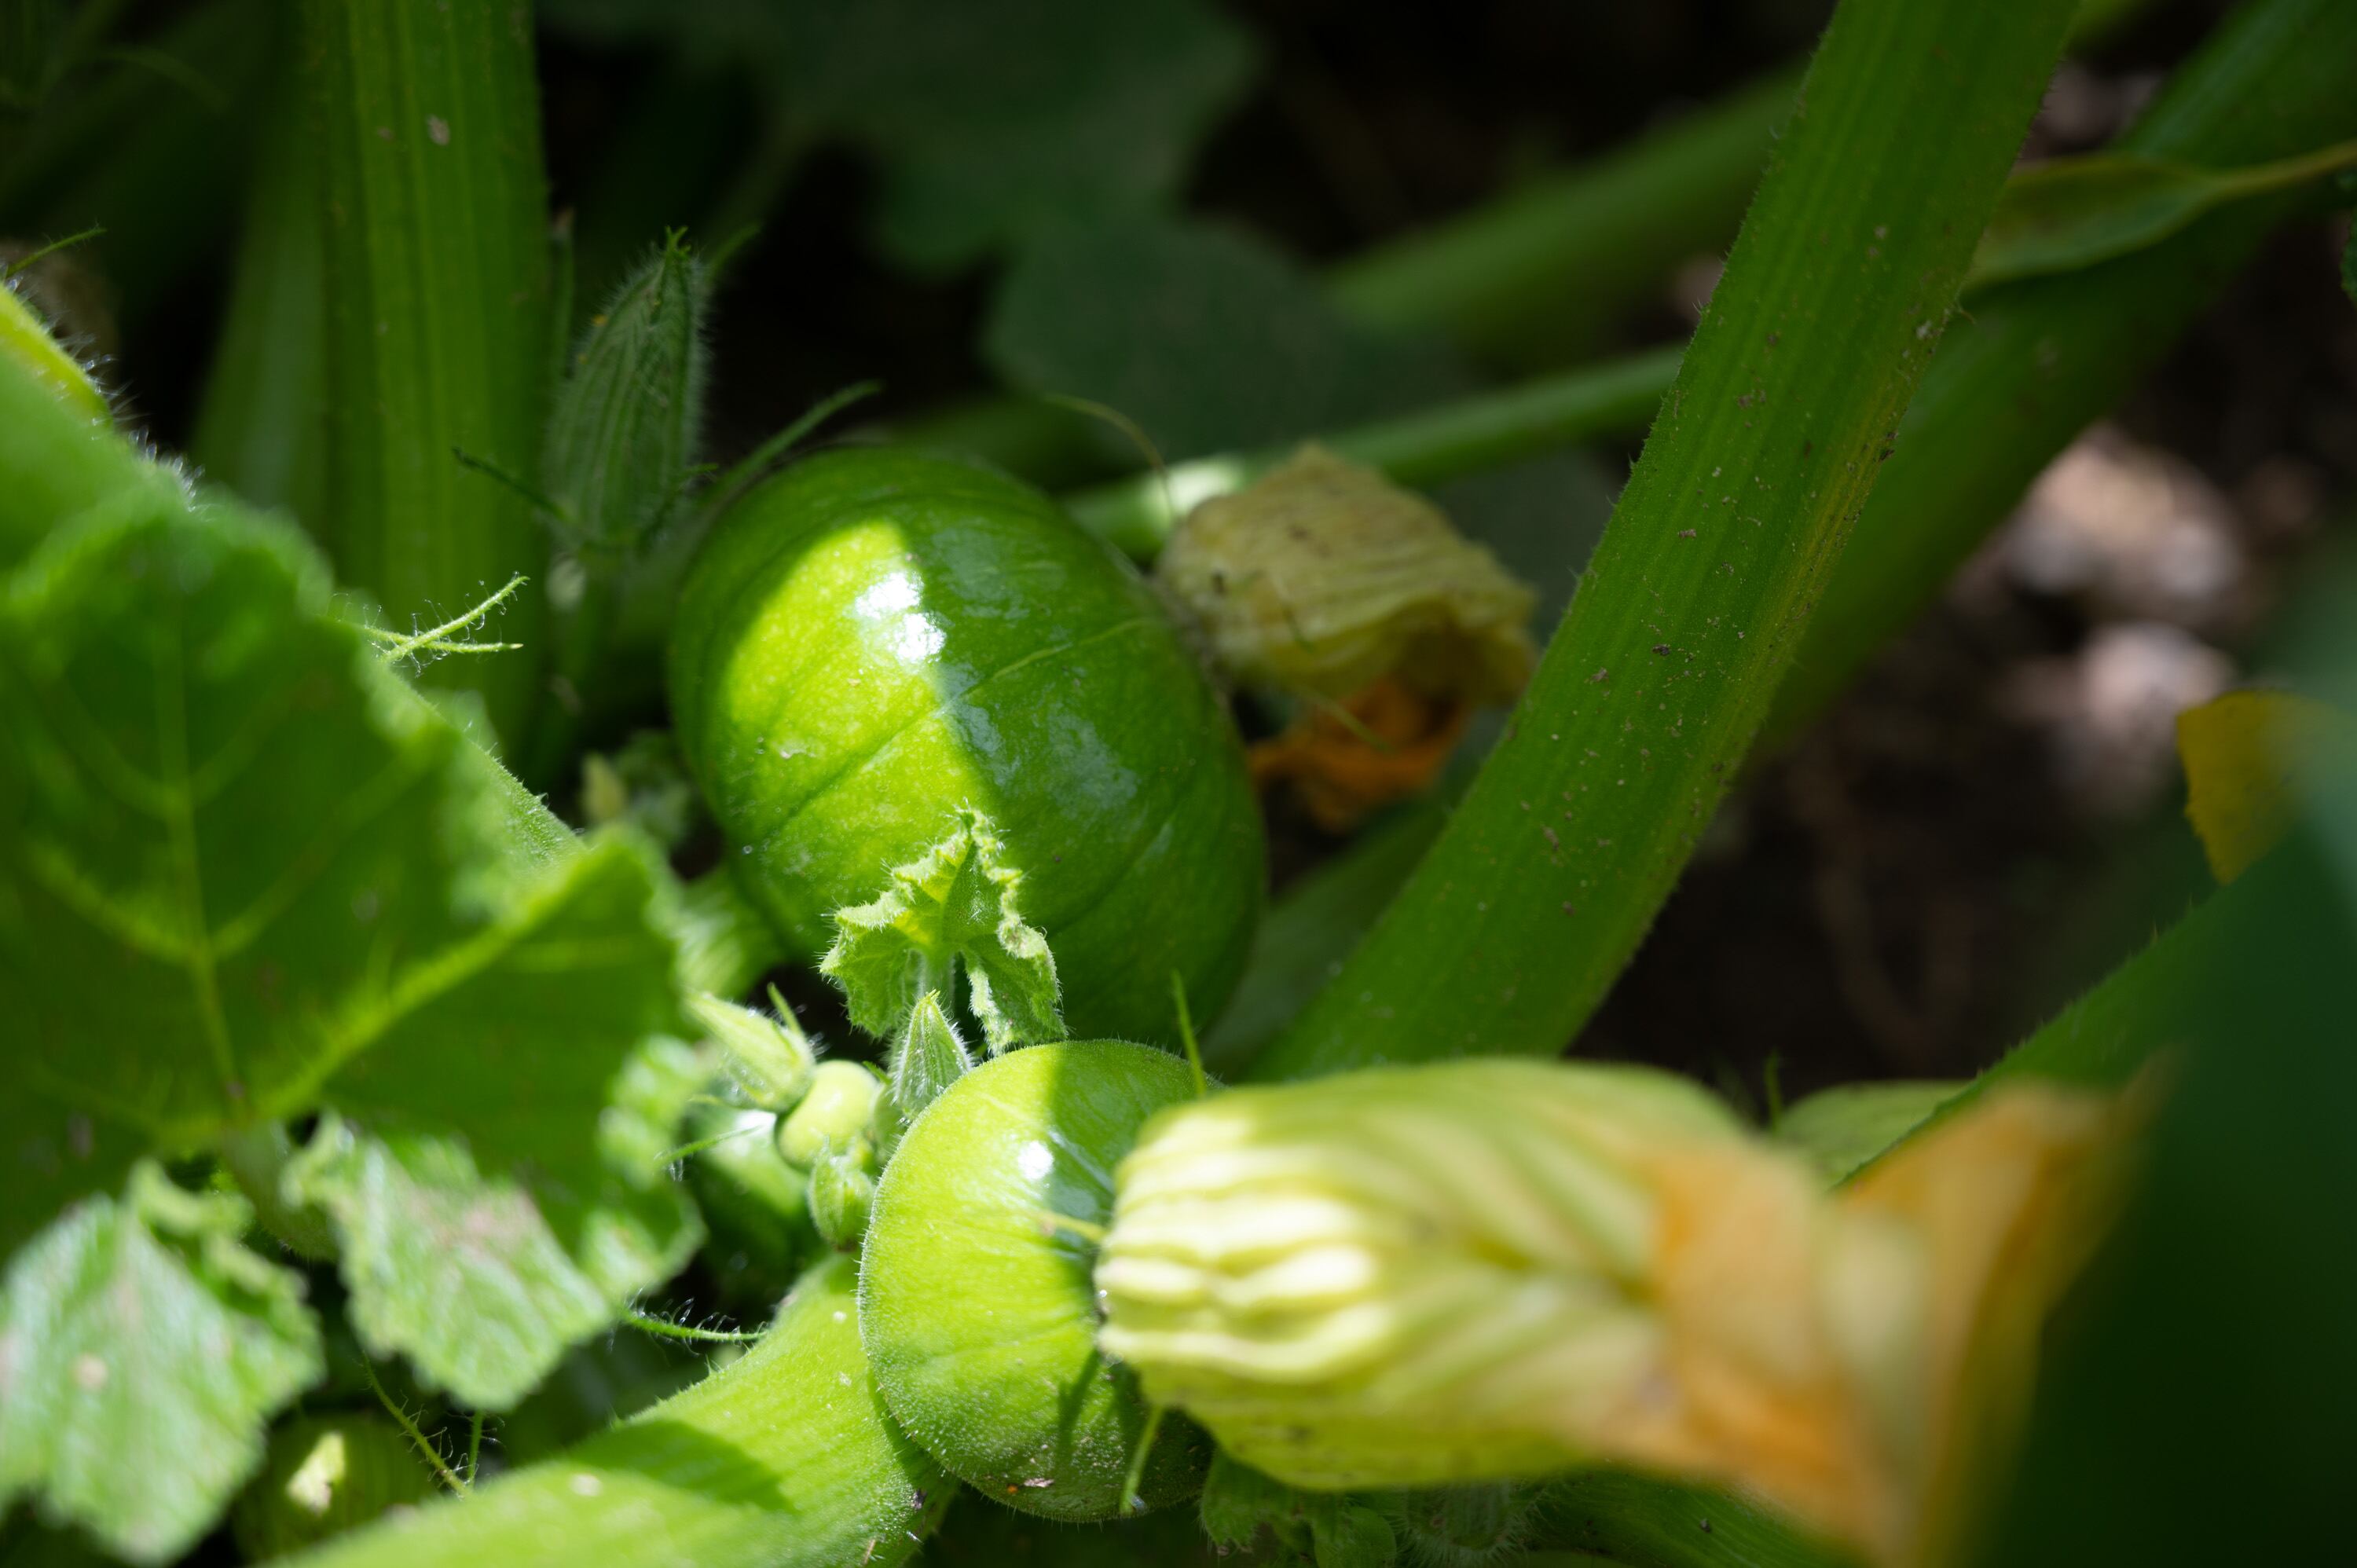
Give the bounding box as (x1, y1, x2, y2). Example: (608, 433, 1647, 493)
(669, 446, 1263, 1044)
(859, 1040, 1211, 1521)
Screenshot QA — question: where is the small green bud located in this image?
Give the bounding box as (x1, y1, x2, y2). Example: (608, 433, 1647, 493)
(808, 1139, 878, 1249)
(777, 1060, 885, 1169)
(541, 231, 709, 559)
(689, 988, 816, 1113)
(876, 990, 973, 1160)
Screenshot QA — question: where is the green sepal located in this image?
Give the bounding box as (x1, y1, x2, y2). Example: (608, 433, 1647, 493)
(819, 807, 1062, 1053)
(0, 1163, 324, 1565)
(687, 986, 816, 1112)
(878, 990, 974, 1160)
(808, 1141, 878, 1251)
(541, 230, 710, 560)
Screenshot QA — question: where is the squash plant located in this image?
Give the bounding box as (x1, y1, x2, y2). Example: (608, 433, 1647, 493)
(4, 0, 2356, 1566)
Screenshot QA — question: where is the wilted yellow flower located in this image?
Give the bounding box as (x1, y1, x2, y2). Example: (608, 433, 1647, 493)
(1097, 1061, 2123, 1568)
(1155, 445, 1537, 706)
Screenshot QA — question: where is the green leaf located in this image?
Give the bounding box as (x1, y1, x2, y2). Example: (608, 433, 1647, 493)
(0, 482, 698, 1390)
(1252, 0, 2080, 1082)
(1967, 139, 2357, 291)
(0, 1165, 322, 1564)
(0, 501, 465, 1170)
(985, 217, 1465, 462)
(0, 284, 106, 427)
(819, 808, 1061, 1053)
(545, 0, 1253, 273)
(830, 0, 1257, 271)
(285, 1097, 698, 1410)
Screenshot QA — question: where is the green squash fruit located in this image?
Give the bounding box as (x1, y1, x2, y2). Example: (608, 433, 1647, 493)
(859, 1041, 1211, 1521)
(669, 447, 1263, 1045)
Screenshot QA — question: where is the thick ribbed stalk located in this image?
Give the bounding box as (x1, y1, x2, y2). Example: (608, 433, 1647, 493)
(297, 0, 551, 749)
(1326, 70, 1798, 370)
(1252, 0, 2079, 1082)
(288, 1258, 947, 1568)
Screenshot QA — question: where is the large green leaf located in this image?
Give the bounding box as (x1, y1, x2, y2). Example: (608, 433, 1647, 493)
(819, 0, 1257, 270)
(0, 494, 697, 1394)
(985, 217, 1465, 462)
(0, 1166, 322, 1564)
(545, 0, 1255, 273)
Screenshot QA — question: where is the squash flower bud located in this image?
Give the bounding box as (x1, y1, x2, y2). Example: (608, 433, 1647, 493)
(1154, 445, 1536, 706)
(1097, 1061, 2121, 1568)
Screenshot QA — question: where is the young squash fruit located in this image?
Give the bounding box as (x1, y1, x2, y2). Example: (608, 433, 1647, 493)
(669, 447, 1263, 1045)
(860, 1040, 1213, 1522)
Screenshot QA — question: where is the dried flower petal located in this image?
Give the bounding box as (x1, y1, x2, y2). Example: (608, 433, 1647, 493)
(1248, 676, 1469, 832)
(1156, 445, 1537, 705)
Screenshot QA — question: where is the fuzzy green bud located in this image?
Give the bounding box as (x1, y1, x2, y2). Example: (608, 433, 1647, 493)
(875, 991, 973, 1161)
(778, 1060, 885, 1170)
(541, 232, 709, 559)
(688, 987, 816, 1113)
(808, 1139, 878, 1249)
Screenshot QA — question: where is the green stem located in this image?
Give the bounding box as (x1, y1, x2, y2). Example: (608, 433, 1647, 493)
(289, 1258, 947, 1568)
(1063, 346, 1681, 558)
(1325, 70, 1798, 372)
(360, 1361, 467, 1497)
(1250, 0, 2080, 1083)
